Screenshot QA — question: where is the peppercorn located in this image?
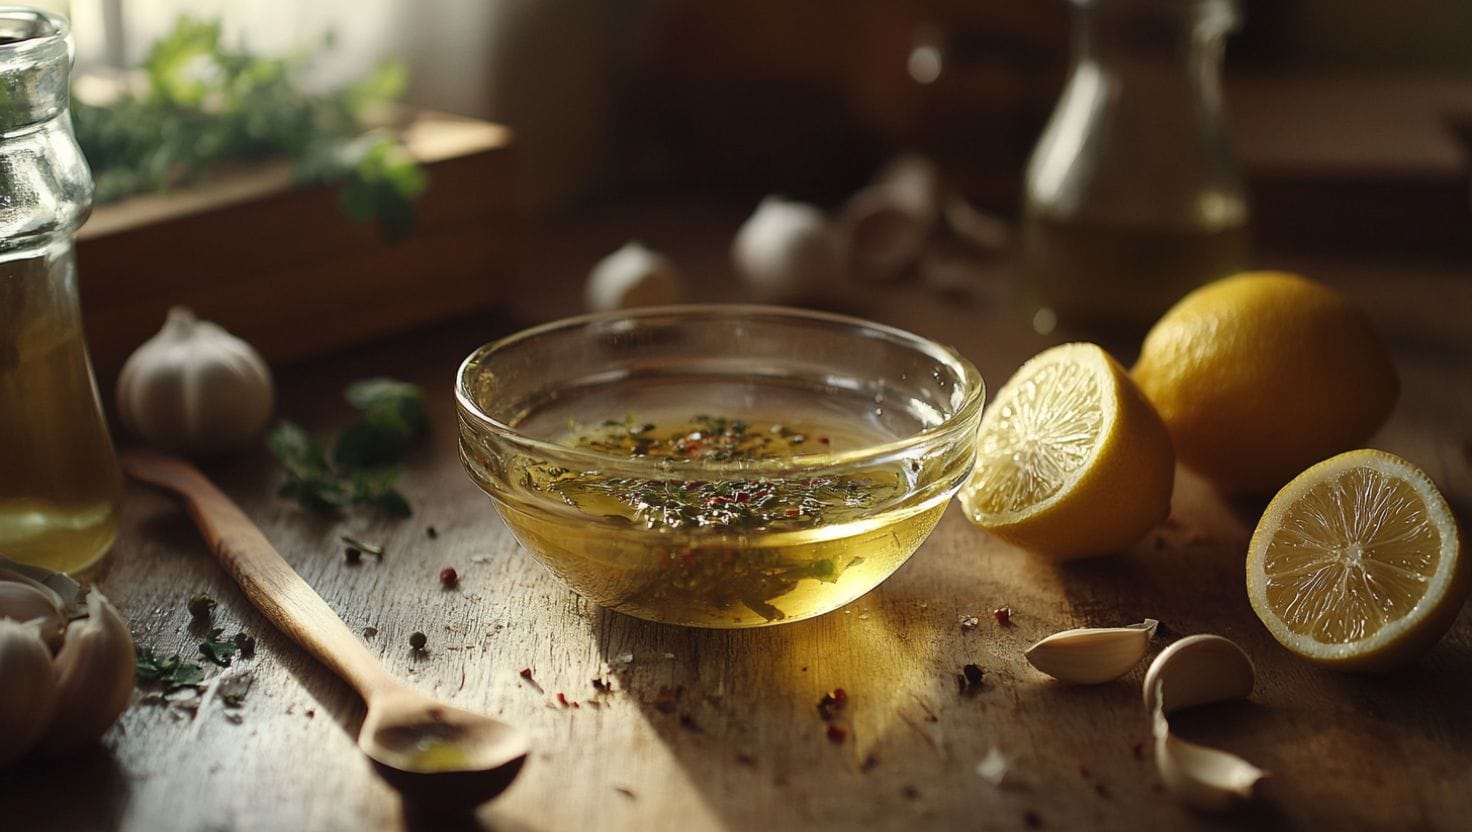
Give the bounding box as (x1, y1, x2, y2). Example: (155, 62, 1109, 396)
(344, 546, 362, 564)
(409, 631, 427, 651)
(439, 566, 458, 587)
(994, 606, 1012, 625)
(187, 594, 217, 621)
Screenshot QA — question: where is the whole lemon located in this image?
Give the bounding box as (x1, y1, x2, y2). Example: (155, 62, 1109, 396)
(1131, 272, 1398, 494)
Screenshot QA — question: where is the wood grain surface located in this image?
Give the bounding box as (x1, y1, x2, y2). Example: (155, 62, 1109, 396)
(2, 199, 1469, 831)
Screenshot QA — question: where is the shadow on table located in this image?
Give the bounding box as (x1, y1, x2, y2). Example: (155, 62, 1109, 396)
(0, 745, 129, 831)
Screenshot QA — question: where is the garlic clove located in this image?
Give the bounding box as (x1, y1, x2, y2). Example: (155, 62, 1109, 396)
(0, 579, 65, 652)
(1151, 688, 1267, 811)
(0, 618, 59, 766)
(1024, 619, 1159, 684)
(585, 241, 684, 312)
(1143, 634, 1254, 715)
(731, 196, 843, 303)
(839, 155, 943, 282)
(34, 590, 136, 757)
(117, 306, 275, 456)
(1144, 634, 1266, 812)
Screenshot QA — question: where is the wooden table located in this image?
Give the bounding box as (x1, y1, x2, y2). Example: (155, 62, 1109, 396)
(4, 198, 1470, 831)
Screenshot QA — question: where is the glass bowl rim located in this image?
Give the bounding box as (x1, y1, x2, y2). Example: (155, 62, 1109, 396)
(454, 303, 985, 476)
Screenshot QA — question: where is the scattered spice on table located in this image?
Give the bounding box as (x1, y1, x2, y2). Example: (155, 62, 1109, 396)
(519, 667, 544, 694)
(592, 676, 612, 693)
(188, 593, 217, 621)
(426, 525, 439, 539)
(363, 626, 378, 638)
(136, 647, 205, 690)
(825, 724, 848, 744)
(232, 631, 257, 658)
(902, 785, 920, 800)
(861, 754, 879, 773)
(614, 786, 636, 800)
(439, 566, 459, 588)
(817, 688, 848, 720)
(344, 546, 362, 565)
(959, 614, 980, 631)
(556, 692, 579, 708)
(408, 631, 427, 651)
(1095, 783, 1112, 799)
(341, 535, 384, 559)
(305, 708, 316, 718)
(958, 663, 985, 694)
(678, 714, 702, 733)
(993, 606, 1012, 625)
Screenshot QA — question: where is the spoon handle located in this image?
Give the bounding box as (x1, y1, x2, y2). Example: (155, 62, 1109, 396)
(121, 447, 400, 699)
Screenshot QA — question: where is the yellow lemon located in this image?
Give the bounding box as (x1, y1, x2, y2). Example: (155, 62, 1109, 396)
(1247, 450, 1467, 671)
(1132, 271, 1398, 494)
(960, 342, 1174, 558)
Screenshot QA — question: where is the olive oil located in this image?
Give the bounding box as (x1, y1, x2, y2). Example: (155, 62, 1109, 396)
(0, 249, 122, 573)
(1020, 215, 1250, 341)
(492, 413, 947, 628)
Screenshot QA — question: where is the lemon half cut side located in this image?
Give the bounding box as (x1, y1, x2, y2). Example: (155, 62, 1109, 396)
(960, 342, 1174, 559)
(1247, 450, 1468, 671)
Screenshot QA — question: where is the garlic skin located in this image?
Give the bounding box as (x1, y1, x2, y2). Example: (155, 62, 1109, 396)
(35, 590, 136, 757)
(1024, 619, 1158, 684)
(0, 577, 65, 652)
(585, 242, 684, 312)
(732, 196, 842, 303)
(117, 307, 275, 455)
(0, 618, 59, 766)
(1145, 634, 1265, 812)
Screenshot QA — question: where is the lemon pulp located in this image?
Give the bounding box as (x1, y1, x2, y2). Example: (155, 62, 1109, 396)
(1261, 466, 1441, 643)
(966, 358, 1103, 517)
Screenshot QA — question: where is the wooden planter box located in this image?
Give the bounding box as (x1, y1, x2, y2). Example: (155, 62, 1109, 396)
(77, 111, 518, 387)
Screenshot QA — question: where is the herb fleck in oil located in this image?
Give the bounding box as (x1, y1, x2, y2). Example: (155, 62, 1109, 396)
(494, 414, 946, 627)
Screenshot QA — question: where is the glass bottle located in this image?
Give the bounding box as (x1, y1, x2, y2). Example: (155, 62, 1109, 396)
(0, 8, 121, 573)
(1020, 0, 1249, 340)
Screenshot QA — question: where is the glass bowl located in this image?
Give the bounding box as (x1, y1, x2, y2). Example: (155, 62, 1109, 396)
(455, 305, 984, 628)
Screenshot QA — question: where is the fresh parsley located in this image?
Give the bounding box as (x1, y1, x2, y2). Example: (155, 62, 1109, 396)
(199, 627, 239, 668)
(72, 16, 427, 238)
(268, 378, 428, 517)
(136, 648, 206, 690)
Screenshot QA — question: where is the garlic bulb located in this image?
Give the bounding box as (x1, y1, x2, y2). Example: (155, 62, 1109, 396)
(0, 618, 59, 766)
(35, 590, 136, 757)
(585, 242, 684, 312)
(0, 572, 65, 652)
(117, 307, 275, 455)
(732, 196, 843, 303)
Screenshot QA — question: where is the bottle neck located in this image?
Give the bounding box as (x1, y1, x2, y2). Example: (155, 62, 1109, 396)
(1070, 0, 1235, 98)
(0, 9, 73, 134)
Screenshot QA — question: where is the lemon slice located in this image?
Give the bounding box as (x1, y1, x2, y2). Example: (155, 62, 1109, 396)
(959, 342, 1174, 558)
(1247, 450, 1468, 670)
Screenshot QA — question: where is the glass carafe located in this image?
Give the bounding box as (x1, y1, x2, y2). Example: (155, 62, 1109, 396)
(0, 7, 121, 573)
(1020, 0, 1249, 340)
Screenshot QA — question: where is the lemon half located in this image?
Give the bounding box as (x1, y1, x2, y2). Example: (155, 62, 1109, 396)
(1247, 450, 1468, 671)
(960, 342, 1174, 558)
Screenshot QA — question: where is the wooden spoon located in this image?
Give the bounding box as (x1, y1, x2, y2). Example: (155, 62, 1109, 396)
(121, 447, 529, 805)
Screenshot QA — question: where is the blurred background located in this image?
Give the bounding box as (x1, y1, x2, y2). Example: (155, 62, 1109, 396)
(64, 0, 1472, 245)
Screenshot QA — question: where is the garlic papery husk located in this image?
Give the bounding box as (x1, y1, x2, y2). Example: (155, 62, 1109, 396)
(839, 155, 941, 282)
(585, 242, 684, 312)
(1024, 619, 1158, 684)
(732, 196, 843, 303)
(35, 590, 136, 757)
(1145, 635, 1265, 812)
(0, 578, 65, 653)
(117, 306, 275, 456)
(0, 618, 59, 766)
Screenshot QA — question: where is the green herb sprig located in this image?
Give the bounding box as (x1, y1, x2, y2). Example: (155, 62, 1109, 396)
(268, 377, 428, 517)
(72, 16, 427, 238)
(136, 648, 205, 690)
